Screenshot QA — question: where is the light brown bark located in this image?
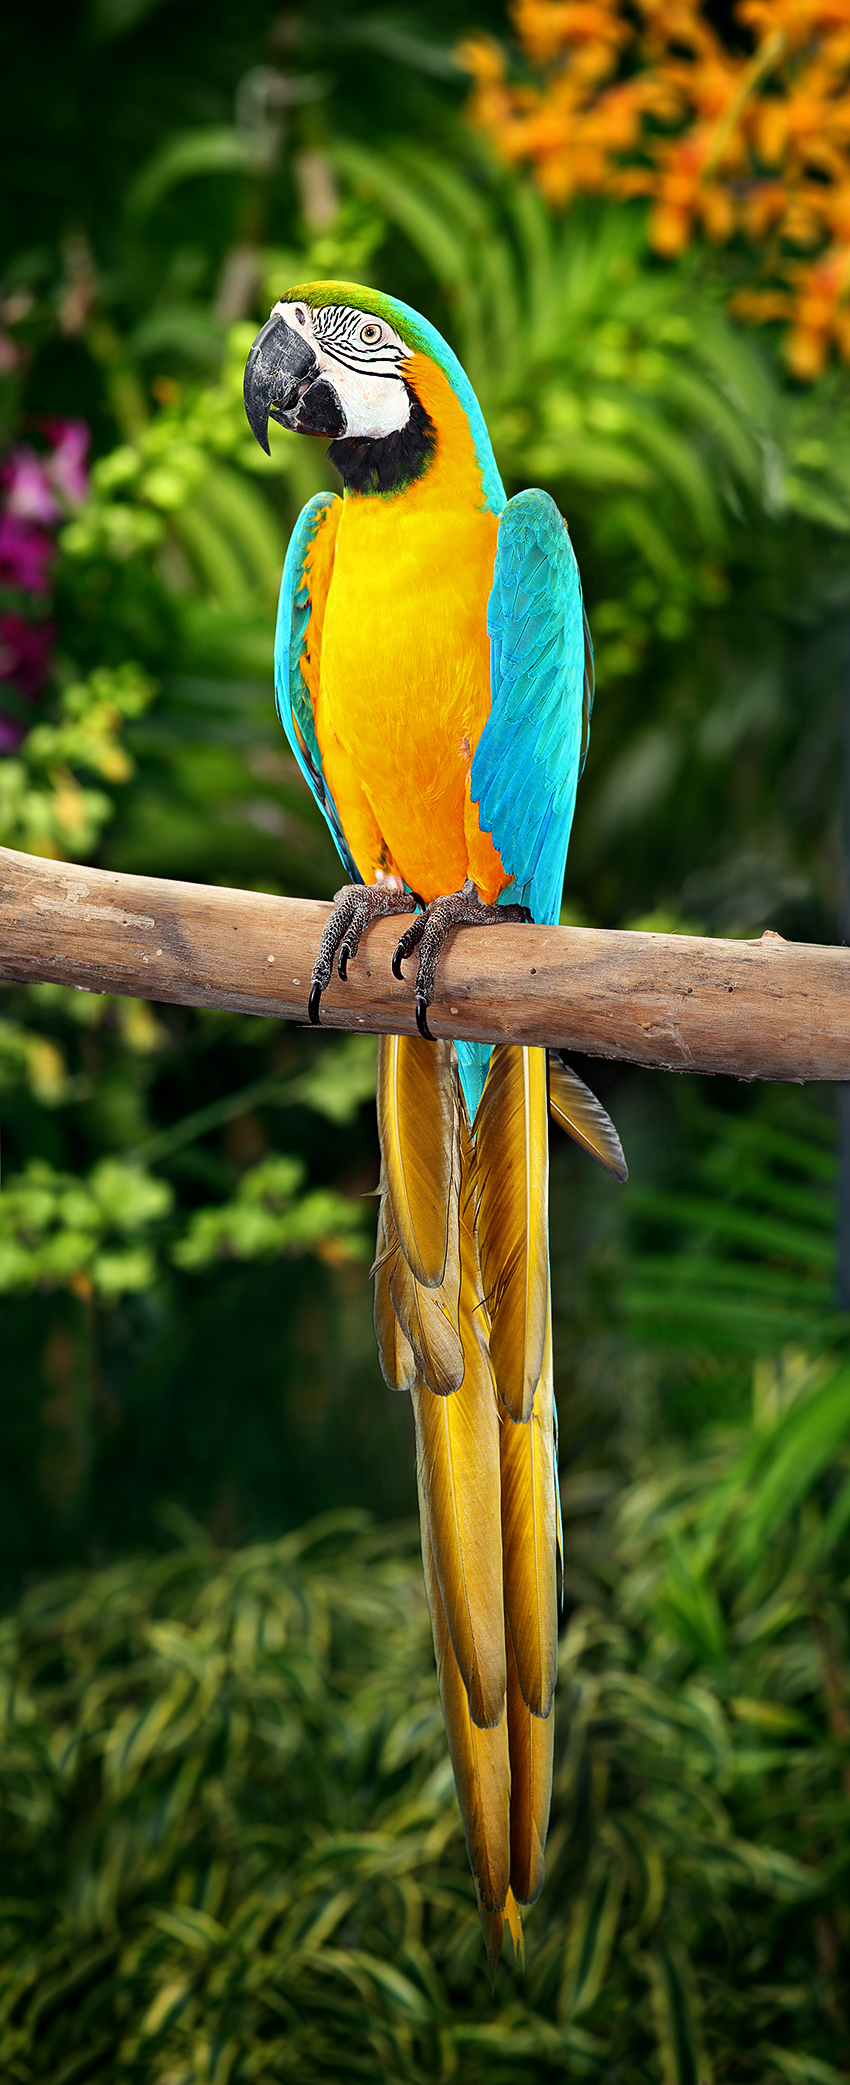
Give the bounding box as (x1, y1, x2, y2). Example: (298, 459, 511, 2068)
(1, 844, 847, 1080)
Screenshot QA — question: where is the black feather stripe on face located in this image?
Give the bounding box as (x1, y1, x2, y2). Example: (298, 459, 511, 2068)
(328, 386, 437, 496)
(312, 303, 411, 379)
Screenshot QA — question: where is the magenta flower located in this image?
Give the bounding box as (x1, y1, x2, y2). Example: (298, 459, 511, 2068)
(0, 512, 54, 594)
(0, 612, 56, 699)
(0, 417, 90, 746)
(2, 421, 90, 532)
(3, 444, 61, 526)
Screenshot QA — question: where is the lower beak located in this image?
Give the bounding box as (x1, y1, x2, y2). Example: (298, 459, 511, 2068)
(243, 313, 346, 451)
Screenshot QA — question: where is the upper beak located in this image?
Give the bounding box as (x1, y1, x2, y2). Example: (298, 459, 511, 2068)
(243, 312, 321, 454)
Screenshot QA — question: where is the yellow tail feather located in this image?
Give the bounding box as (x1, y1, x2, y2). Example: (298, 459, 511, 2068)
(499, 1298, 557, 1717)
(377, 1037, 464, 1394)
(548, 1052, 628, 1182)
(474, 1045, 549, 1424)
(506, 1626, 555, 1907)
(372, 1190, 416, 1393)
(411, 1145, 506, 1729)
(388, 1128, 464, 1395)
(420, 1511, 511, 1917)
(377, 1033, 455, 1284)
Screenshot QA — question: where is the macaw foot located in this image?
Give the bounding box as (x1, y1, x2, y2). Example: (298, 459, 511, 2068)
(392, 877, 532, 1040)
(308, 881, 420, 1024)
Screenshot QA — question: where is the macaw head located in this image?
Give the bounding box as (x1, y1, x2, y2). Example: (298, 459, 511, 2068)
(244, 292, 415, 447)
(243, 280, 505, 507)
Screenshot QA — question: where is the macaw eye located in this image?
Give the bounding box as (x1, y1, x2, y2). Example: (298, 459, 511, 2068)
(360, 322, 382, 344)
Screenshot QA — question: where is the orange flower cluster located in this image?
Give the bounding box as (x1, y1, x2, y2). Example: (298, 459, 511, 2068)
(461, 0, 850, 377)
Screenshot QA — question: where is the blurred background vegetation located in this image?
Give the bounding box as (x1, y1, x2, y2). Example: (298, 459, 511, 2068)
(1, 0, 850, 2076)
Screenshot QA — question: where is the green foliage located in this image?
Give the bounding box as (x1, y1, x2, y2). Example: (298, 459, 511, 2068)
(173, 1152, 369, 1270)
(1, 1359, 848, 2082)
(0, 1143, 368, 1298)
(60, 326, 291, 565)
(0, 664, 154, 856)
(626, 1088, 842, 1357)
(0, 1015, 69, 1105)
(0, 1156, 172, 1301)
(286, 1033, 378, 1126)
(0, 946, 389, 1588)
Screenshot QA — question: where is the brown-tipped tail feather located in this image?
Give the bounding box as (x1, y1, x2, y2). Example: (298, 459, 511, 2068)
(548, 1052, 628, 1181)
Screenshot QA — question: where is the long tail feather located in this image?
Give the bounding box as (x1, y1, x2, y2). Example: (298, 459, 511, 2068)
(389, 1127, 464, 1396)
(378, 1035, 463, 1394)
(411, 1142, 506, 1729)
(506, 1626, 555, 1906)
(548, 1052, 628, 1182)
(377, 1033, 455, 1284)
(499, 1298, 557, 1716)
(373, 1189, 416, 1394)
(420, 1511, 511, 1919)
(474, 1045, 549, 1423)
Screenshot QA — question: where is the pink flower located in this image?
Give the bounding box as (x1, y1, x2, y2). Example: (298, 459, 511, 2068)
(1, 421, 90, 531)
(43, 418, 90, 508)
(0, 512, 54, 594)
(0, 612, 55, 698)
(3, 444, 61, 526)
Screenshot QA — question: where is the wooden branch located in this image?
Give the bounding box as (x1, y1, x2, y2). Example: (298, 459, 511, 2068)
(0, 844, 847, 1081)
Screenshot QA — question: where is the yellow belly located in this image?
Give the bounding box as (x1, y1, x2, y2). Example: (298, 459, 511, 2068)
(317, 495, 505, 903)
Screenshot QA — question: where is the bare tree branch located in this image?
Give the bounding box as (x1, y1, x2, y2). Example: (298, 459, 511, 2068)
(1, 844, 847, 1080)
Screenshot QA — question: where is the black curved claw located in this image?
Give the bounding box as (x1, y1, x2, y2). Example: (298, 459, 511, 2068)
(392, 911, 427, 980)
(308, 881, 417, 1024)
(392, 936, 416, 980)
(401, 880, 535, 1043)
(415, 994, 434, 1041)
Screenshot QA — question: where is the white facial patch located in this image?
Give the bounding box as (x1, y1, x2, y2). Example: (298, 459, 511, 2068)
(272, 299, 413, 438)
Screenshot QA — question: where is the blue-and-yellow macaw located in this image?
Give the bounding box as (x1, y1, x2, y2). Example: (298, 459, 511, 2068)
(244, 282, 626, 1965)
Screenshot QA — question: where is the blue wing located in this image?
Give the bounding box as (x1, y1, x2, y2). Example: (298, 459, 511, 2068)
(273, 491, 361, 884)
(458, 489, 592, 1119)
(472, 487, 592, 926)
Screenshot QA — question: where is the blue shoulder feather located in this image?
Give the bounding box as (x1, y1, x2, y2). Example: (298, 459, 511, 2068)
(273, 491, 360, 883)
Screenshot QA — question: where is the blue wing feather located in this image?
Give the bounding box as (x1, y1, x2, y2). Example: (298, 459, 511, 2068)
(273, 491, 360, 884)
(460, 489, 592, 1119)
(473, 487, 590, 926)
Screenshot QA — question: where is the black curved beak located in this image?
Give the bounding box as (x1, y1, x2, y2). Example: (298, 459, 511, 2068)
(244, 313, 317, 454)
(243, 312, 346, 451)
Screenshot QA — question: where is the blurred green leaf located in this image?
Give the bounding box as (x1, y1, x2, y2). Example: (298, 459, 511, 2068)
(126, 128, 272, 223)
(0, 1154, 172, 1297)
(172, 1153, 369, 1271)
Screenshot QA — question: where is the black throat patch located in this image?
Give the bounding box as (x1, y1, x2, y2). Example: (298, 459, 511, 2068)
(327, 386, 437, 496)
